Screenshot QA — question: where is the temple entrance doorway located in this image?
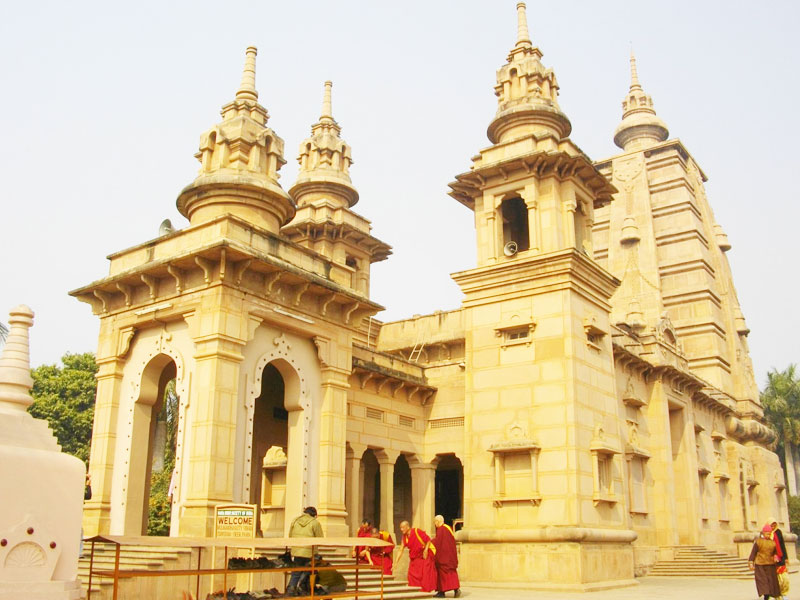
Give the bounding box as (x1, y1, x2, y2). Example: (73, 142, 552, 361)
(435, 454, 463, 528)
(251, 363, 289, 536)
(361, 449, 380, 527)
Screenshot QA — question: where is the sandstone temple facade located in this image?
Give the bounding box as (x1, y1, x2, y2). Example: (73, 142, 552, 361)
(72, 4, 788, 590)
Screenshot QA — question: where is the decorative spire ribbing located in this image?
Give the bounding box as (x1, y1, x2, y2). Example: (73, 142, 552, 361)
(0, 305, 34, 412)
(236, 46, 258, 102)
(290, 80, 358, 208)
(613, 51, 668, 151)
(487, 2, 570, 143)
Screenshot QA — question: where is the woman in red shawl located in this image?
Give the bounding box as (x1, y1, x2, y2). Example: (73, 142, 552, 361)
(366, 527, 395, 575)
(395, 520, 437, 592)
(432, 515, 461, 598)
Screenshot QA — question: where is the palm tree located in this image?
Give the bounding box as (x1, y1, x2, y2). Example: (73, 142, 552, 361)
(0, 322, 8, 348)
(762, 365, 800, 495)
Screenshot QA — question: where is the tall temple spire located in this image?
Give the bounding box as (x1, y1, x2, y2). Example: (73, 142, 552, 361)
(290, 80, 358, 208)
(177, 46, 293, 233)
(487, 2, 570, 143)
(236, 46, 258, 102)
(613, 51, 668, 151)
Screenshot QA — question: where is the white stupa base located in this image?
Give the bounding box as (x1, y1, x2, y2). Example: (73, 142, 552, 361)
(0, 579, 82, 600)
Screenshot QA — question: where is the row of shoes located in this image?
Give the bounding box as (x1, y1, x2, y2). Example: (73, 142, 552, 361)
(227, 556, 280, 570)
(205, 587, 282, 600)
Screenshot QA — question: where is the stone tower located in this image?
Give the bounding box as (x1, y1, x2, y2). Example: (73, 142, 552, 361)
(447, 3, 635, 588)
(594, 52, 760, 428)
(72, 48, 383, 538)
(282, 81, 391, 296)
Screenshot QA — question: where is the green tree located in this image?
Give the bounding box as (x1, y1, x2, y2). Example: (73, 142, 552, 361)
(28, 352, 98, 464)
(762, 364, 800, 495)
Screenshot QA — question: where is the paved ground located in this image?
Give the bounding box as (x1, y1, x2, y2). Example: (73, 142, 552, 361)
(452, 572, 799, 599)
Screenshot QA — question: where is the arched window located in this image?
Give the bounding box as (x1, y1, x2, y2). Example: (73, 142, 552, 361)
(501, 197, 530, 253)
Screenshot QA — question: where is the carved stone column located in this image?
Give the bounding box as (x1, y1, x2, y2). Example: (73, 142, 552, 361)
(83, 353, 126, 536)
(377, 451, 400, 533)
(410, 462, 437, 534)
(179, 308, 247, 537)
(345, 443, 367, 534)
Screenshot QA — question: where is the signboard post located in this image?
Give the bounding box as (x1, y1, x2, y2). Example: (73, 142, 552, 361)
(213, 504, 257, 592)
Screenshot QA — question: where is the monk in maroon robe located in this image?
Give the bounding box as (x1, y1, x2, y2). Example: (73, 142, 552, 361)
(396, 520, 437, 592)
(432, 515, 461, 598)
(366, 528, 395, 575)
(352, 519, 372, 563)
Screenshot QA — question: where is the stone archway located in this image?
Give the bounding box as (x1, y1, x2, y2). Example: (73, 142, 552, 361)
(250, 363, 289, 535)
(435, 454, 464, 528)
(124, 353, 177, 535)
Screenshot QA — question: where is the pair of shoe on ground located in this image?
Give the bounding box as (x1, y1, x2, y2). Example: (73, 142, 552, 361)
(434, 590, 461, 598)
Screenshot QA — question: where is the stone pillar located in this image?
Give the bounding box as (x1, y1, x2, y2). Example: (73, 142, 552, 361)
(345, 444, 366, 534)
(646, 378, 680, 549)
(410, 462, 436, 534)
(83, 351, 125, 536)
(377, 451, 399, 533)
(316, 366, 350, 537)
(179, 329, 245, 536)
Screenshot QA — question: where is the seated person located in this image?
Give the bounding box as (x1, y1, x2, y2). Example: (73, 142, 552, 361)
(313, 554, 347, 595)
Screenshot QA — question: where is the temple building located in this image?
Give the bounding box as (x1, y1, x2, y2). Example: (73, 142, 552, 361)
(71, 3, 788, 590)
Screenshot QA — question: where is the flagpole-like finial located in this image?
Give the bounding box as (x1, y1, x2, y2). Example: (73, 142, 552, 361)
(630, 49, 642, 91)
(236, 46, 259, 102)
(321, 80, 333, 121)
(0, 305, 35, 412)
(516, 3, 531, 47)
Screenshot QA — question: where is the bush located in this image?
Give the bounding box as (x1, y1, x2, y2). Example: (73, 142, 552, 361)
(789, 495, 800, 534)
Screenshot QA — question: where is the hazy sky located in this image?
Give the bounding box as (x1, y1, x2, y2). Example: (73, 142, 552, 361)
(1, 1, 797, 391)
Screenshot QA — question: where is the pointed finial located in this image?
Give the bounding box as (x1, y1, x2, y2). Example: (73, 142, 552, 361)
(236, 46, 259, 102)
(0, 305, 34, 412)
(516, 2, 531, 47)
(629, 49, 642, 91)
(321, 80, 334, 122)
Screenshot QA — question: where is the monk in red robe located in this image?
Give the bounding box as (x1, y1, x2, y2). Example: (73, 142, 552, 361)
(395, 520, 437, 592)
(366, 527, 395, 575)
(352, 519, 372, 563)
(432, 515, 461, 598)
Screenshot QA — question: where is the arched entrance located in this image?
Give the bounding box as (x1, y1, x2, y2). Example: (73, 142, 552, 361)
(251, 363, 290, 535)
(435, 454, 463, 528)
(125, 353, 178, 535)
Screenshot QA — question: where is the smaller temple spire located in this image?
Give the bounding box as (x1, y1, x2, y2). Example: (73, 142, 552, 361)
(0, 305, 34, 412)
(320, 80, 334, 123)
(177, 46, 293, 233)
(613, 52, 668, 151)
(516, 2, 531, 47)
(487, 2, 569, 143)
(290, 80, 357, 208)
(236, 46, 259, 102)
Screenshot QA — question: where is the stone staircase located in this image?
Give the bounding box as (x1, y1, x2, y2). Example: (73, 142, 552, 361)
(648, 546, 757, 579)
(79, 543, 430, 600)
